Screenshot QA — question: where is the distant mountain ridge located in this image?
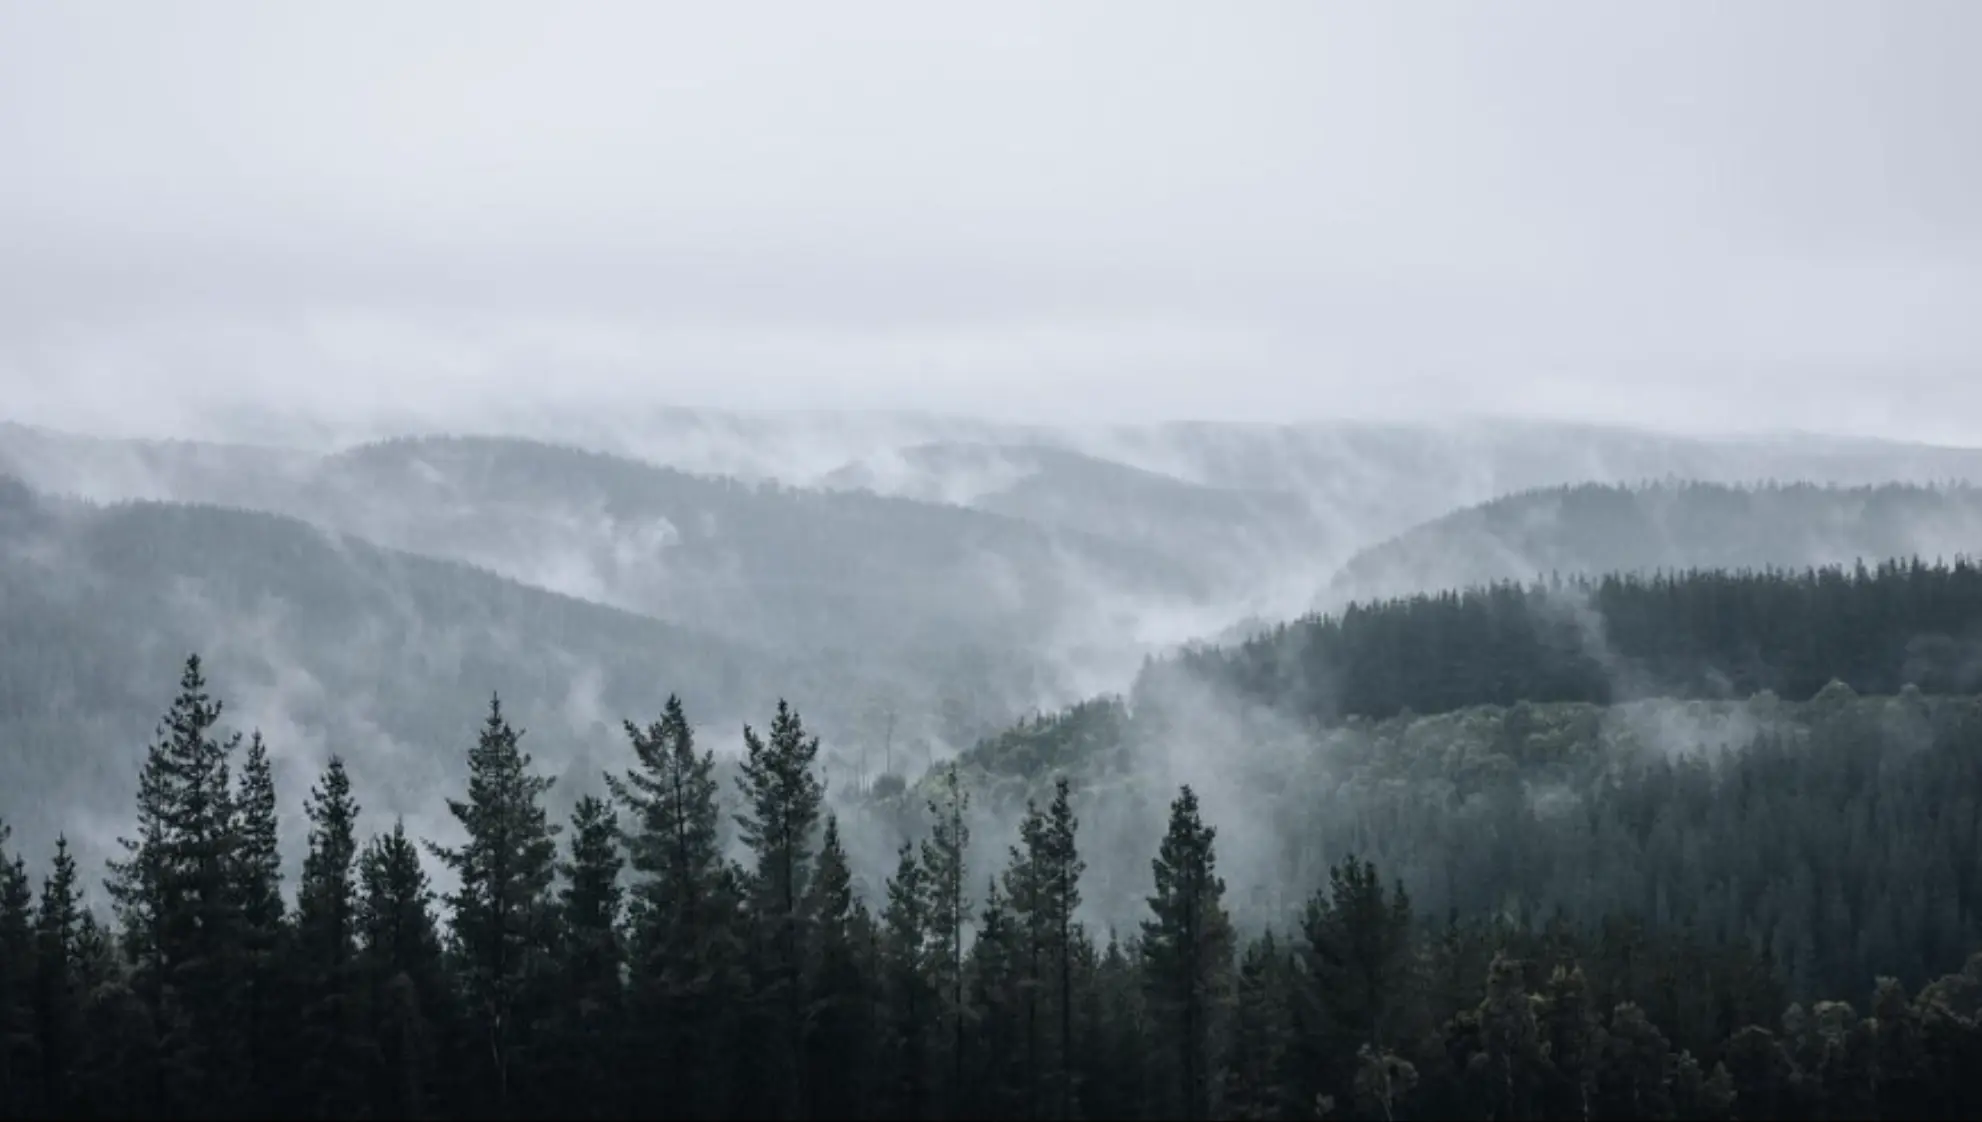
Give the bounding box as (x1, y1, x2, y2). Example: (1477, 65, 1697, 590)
(1324, 480, 1982, 610)
(0, 480, 834, 880)
(820, 440, 1330, 585)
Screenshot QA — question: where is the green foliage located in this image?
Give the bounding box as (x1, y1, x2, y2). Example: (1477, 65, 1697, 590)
(30, 576, 1982, 1120)
(356, 821, 448, 1120)
(0, 826, 36, 1118)
(425, 695, 561, 1118)
(919, 762, 971, 1111)
(1295, 857, 1415, 1110)
(879, 842, 934, 1120)
(608, 695, 741, 1120)
(1141, 786, 1235, 1121)
(32, 837, 82, 1117)
(1330, 480, 1982, 606)
(296, 756, 365, 1119)
(233, 732, 288, 1116)
(803, 816, 874, 1121)
(548, 794, 624, 1117)
(1177, 559, 1982, 723)
(103, 654, 248, 1115)
(737, 700, 827, 1118)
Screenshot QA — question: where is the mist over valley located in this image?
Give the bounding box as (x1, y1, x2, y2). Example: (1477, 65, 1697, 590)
(8, 4, 1982, 1117)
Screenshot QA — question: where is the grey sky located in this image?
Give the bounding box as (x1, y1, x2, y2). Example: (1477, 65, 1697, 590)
(3, 1, 1979, 442)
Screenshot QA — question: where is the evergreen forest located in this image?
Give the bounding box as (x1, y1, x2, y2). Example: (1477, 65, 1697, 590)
(11, 558, 1982, 1119)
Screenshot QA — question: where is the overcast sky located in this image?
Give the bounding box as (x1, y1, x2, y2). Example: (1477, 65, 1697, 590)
(3, 1, 1979, 442)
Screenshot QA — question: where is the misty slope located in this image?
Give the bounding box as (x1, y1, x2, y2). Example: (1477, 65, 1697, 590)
(1082, 419, 1982, 517)
(305, 435, 1205, 650)
(0, 421, 317, 508)
(1168, 560, 1982, 727)
(0, 425, 1223, 721)
(822, 440, 1329, 583)
(0, 480, 840, 873)
(18, 414, 1982, 624)
(922, 681, 1982, 999)
(1326, 481, 1982, 608)
(119, 407, 1982, 561)
(836, 557, 1982, 960)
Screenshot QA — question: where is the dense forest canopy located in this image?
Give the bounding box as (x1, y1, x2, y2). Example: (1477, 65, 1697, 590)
(1177, 558, 1982, 725)
(10, 0, 1982, 1113)
(11, 419, 1982, 1119)
(7, 654, 1982, 1120)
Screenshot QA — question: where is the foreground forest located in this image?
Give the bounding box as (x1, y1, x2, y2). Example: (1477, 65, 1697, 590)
(8, 648, 1982, 1121)
(10, 548, 1982, 1120)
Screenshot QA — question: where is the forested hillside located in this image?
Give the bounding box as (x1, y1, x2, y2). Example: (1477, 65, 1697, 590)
(0, 427, 1208, 649)
(20, 418, 1982, 673)
(952, 684, 1982, 1001)
(17, 426, 1982, 1119)
(6, 655, 1982, 1120)
(1177, 559, 1982, 725)
(0, 481, 878, 876)
(0, 426, 1232, 716)
(1326, 481, 1982, 608)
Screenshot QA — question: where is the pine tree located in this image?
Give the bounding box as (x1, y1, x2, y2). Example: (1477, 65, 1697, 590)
(1005, 795, 1049, 1120)
(880, 842, 934, 1121)
(105, 654, 246, 1116)
(1042, 776, 1085, 1120)
(804, 815, 874, 1121)
(1140, 786, 1234, 1122)
(1087, 933, 1150, 1122)
(1352, 1044, 1419, 1122)
(1225, 933, 1293, 1121)
(358, 822, 448, 1121)
(1671, 1050, 1735, 1122)
(1297, 857, 1414, 1109)
(1537, 964, 1603, 1122)
(0, 832, 35, 1121)
(69, 910, 151, 1120)
(969, 875, 1025, 1118)
(1468, 953, 1546, 1122)
(426, 696, 561, 1119)
(233, 732, 288, 1116)
(606, 695, 740, 1120)
(32, 838, 82, 1119)
(736, 700, 826, 1119)
(552, 793, 624, 1116)
(296, 756, 368, 1118)
(1596, 1002, 1674, 1121)
(920, 761, 970, 1112)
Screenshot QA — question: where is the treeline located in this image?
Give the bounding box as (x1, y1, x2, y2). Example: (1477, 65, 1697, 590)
(958, 688, 1982, 1005)
(1325, 480, 1982, 608)
(7, 659, 1982, 1120)
(1173, 558, 1982, 723)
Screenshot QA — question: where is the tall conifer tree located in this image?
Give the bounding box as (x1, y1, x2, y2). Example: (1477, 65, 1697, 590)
(606, 695, 739, 1119)
(105, 654, 245, 1115)
(358, 822, 448, 1121)
(427, 696, 560, 1119)
(296, 757, 367, 1118)
(551, 794, 625, 1115)
(233, 731, 287, 1115)
(0, 828, 34, 1120)
(33, 837, 83, 1119)
(921, 761, 971, 1111)
(736, 700, 826, 1118)
(1140, 786, 1233, 1122)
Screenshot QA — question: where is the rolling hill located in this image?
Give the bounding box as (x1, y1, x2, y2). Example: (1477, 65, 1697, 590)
(1323, 481, 1982, 609)
(0, 480, 854, 878)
